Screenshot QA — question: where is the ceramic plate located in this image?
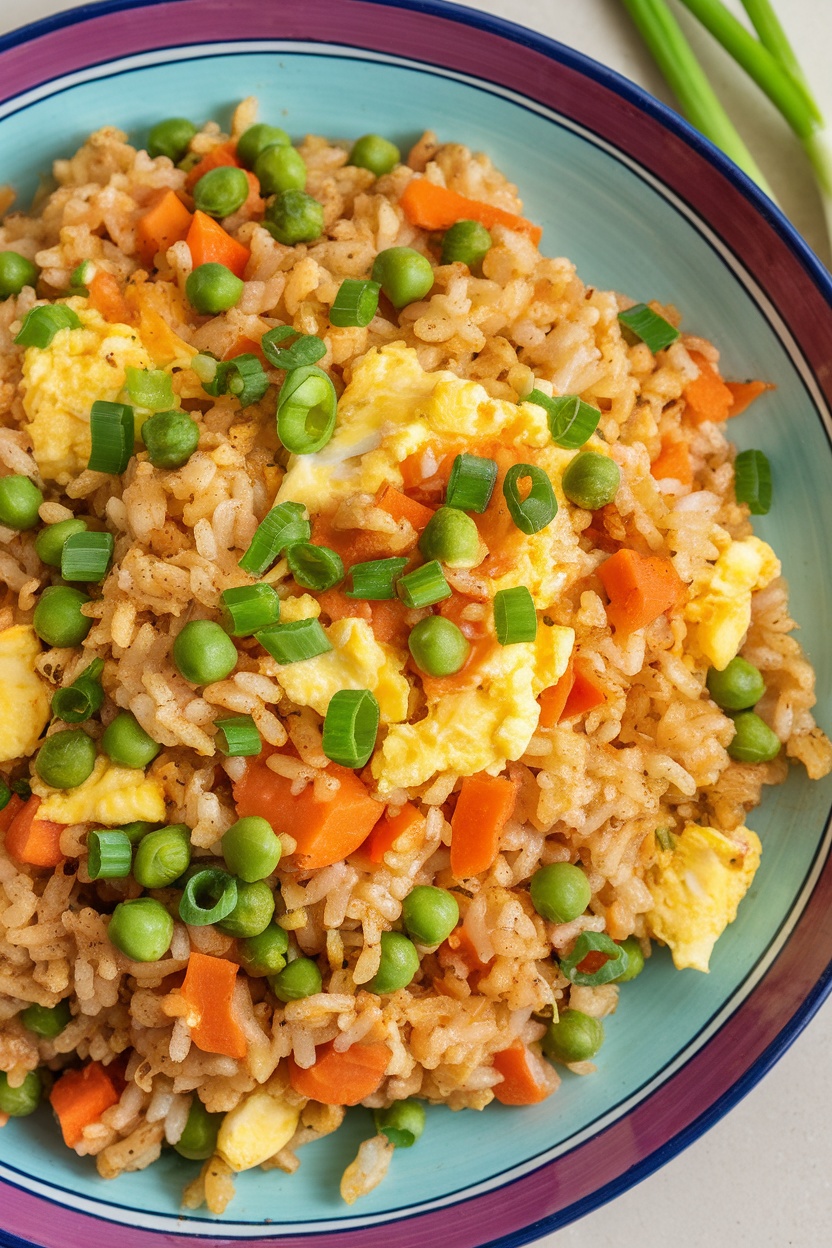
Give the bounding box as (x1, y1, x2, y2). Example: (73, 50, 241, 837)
(1, 2, 831, 1246)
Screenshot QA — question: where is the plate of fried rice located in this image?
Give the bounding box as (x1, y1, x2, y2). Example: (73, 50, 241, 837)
(1, 1, 831, 1245)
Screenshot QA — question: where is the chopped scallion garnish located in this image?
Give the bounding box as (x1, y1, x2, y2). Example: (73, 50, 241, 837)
(61, 531, 114, 583)
(276, 365, 338, 454)
(0, 780, 11, 812)
(286, 542, 345, 591)
(559, 931, 628, 986)
(446, 452, 498, 513)
(255, 618, 333, 664)
(87, 400, 135, 474)
(617, 302, 680, 353)
(179, 868, 238, 926)
(51, 658, 105, 723)
(87, 829, 132, 880)
(125, 366, 175, 412)
(215, 715, 262, 757)
(329, 278, 381, 328)
(493, 586, 537, 645)
(14, 304, 82, 348)
(220, 583, 281, 636)
(346, 556, 409, 600)
(502, 463, 557, 534)
(396, 560, 451, 609)
(194, 352, 269, 407)
(261, 326, 327, 370)
(322, 688, 380, 768)
(734, 447, 772, 514)
(238, 502, 310, 576)
(528, 391, 601, 450)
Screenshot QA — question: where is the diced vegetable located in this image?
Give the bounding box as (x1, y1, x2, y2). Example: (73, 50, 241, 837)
(650, 438, 693, 484)
(560, 656, 606, 718)
(87, 270, 132, 323)
(683, 350, 734, 424)
(5, 796, 65, 868)
(492, 1041, 556, 1105)
(136, 189, 193, 266)
(399, 178, 542, 244)
(185, 140, 242, 192)
(288, 1039, 390, 1105)
(598, 547, 686, 636)
(374, 483, 435, 537)
(49, 1061, 119, 1147)
(450, 773, 517, 877)
(726, 378, 773, 416)
(186, 210, 250, 279)
(361, 802, 422, 864)
(180, 951, 247, 1060)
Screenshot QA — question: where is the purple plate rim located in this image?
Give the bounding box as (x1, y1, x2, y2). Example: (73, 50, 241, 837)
(0, 2, 831, 1246)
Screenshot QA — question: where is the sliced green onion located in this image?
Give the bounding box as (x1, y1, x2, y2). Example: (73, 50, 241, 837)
(261, 326, 327, 370)
(655, 826, 676, 852)
(322, 688, 380, 768)
(215, 715, 262, 757)
(396, 560, 451, 609)
(61, 531, 114, 583)
(494, 586, 537, 644)
(528, 391, 601, 450)
(734, 448, 772, 514)
(191, 352, 223, 390)
(51, 658, 105, 723)
(179, 868, 238, 926)
(346, 556, 408, 600)
(329, 279, 381, 328)
(87, 400, 135, 474)
(11, 778, 31, 800)
(446, 453, 498, 512)
(220, 583, 281, 636)
(226, 354, 270, 406)
(617, 303, 680, 352)
(87, 829, 132, 880)
(286, 542, 344, 591)
(560, 931, 628, 986)
(255, 618, 333, 664)
(502, 463, 557, 534)
(239, 501, 310, 576)
(276, 365, 338, 454)
(0, 779, 11, 812)
(69, 260, 96, 292)
(14, 304, 82, 348)
(125, 366, 174, 412)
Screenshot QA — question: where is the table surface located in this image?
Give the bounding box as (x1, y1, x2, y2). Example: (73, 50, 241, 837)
(1, 1, 831, 1245)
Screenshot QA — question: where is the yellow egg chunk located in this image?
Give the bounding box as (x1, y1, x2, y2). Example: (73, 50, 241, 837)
(21, 301, 152, 483)
(216, 1091, 300, 1172)
(373, 625, 573, 795)
(645, 824, 762, 972)
(0, 625, 51, 763)
(278, 594, 321, 622)
(684, 536, 780, 671)
(31, 755, 166, 825)
(274, 617, 410, 724)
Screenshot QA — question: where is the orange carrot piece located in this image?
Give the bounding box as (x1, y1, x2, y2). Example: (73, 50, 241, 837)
(87, 271, 132, 325)
(0, 794, 24, 835)
(233, 758, 384, 871)
(185, 141, 241, 192)
(288, 1040, 390, 1105)
(598, 547, 686, 637)
(538, 657, 575, 729)
(684, 350, 734, 425)
(362, 802, 422, 865)
(49, 1062, 119, 1147)
(726, 379, 774, 417)
(223, 333, 267, 364)
(450, 773, 517, 878)
(311, 512, 395, 569)
(492, 1042, 555, 1105)
(561, 656, 606, 719)
(444, 923, 493, 971)
(374, 483, 435, 537)
(650, 438, 693, 485)
(135, 188, 193, 267)
(5, 797, 65, 868)
(400, 178, 542, 245)
(180, 951, 247, 1060)
(186, 210, 250, 279)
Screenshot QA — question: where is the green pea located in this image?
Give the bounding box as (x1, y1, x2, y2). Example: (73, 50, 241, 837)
(33, 585, 92, 647)
(174, 1096, 223, 1160)
(440, 220, 492, 270)
(407, 616, 470, 678)
(529, 862, 591, 924)
(254, 144, 307, 195)
(142, 409, 200, 469)
(173, 619, 238, 685)
(35, 518, 88, 567)
(0, 1069, 42, 1117)
(193, 166, 250, 218)
(185, 262, 244, 314)
(418, 506, 482, 568)
(147, 117, 197, 163)
(369, 931, 420, 994)
(371, 247, 434, 309)
(561, 452, 621, 510)
(133, 825, 191, 890)
(236, 123, 291, 169)
(264, 190, 324, 245)
(542, 1009, 604, 1063)
(21, 999, 72, 1038)
(401, 885, 459, 946)
(0, 474, 43, 530)
(108, 897, 174, 962)
(373, 1098, 426, 1147)
(0, 251, 39, 300)
(217, 879, 275, 938)
(35, 729, 97, 790)
(728, 711, 781, 763)
(269, 956, 322, 1002)
(707, 656, 766, 712)
(238, 922, 289, 977)
(348, 134, 401, 177)
(615, 936, 645, 983)
(101, 711, 161, 769)
(222, 815, 281, 882)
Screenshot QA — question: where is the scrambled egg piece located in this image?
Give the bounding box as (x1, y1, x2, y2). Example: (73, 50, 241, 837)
(646, 823, 762, 972)
(278, 593, 321, 622)
(216, 1091, 300, 1172)
(274, 617, 410, 724)
(21, 300, 152, 483)
(684, 535, 780, 670)
(0, 625, 50, 763)
(373, 624, 574, 794)
(32, 755, 166, 825)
